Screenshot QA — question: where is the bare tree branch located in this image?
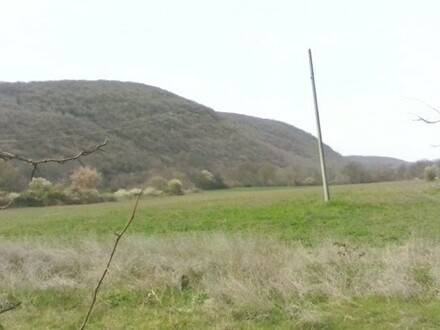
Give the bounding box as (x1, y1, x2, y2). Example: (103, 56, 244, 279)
(79, 189, 143, 330)
(406, 97, 440, 124)
(0, 202, 11, 209)
(0, 139, 108, 179)
(0, 139, 108, 210)
(0, 302, 21, 315)
(414, 116, 440, 124)
(0, 139, 107, 164)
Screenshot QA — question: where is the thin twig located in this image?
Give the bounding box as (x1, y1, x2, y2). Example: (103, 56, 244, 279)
(406, 97, 440, 124)
(0, 139, 108, 179)
(79, 190, 143, 330)
(0, 302, 21, 315)
(0, 202, 12, 210)
(414, 116, 440, 124)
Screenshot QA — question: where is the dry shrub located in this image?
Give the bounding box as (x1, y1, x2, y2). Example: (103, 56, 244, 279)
(1, 235, 440, 308)
(69, 167, 102, 190)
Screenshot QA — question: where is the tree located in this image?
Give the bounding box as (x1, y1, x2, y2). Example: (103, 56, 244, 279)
(343, 162, 371, 184)
(424, 165, 438, 182)
(257, 163, 277, 186)
(70, 167, 102, 190)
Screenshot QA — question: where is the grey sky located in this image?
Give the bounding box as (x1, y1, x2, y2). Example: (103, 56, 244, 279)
(1, 0, 439, 161)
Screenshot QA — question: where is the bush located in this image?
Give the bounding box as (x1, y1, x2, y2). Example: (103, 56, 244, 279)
(0, 191, 19, 206)
(69, 188, 104, 204)
(190, 169, 228, 190)
(167, 179, 184, 195)
(12, 176, 114, 207)
(67, 168, 107, 204)
(303, 176, 316, 186)
(149, 176, 168, 192)
(14, 192, 43, 207)
(113, 188, 142, 199)
(424, 165, 438, 182)
(70, 167, 102, 190)
(14, 178, 70, 207)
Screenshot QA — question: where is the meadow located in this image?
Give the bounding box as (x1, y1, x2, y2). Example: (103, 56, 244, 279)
(1, 180, 440, 329)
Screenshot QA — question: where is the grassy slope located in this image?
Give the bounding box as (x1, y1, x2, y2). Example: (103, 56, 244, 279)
(1, 181, 440, 329)
(1, 181, 439, 245)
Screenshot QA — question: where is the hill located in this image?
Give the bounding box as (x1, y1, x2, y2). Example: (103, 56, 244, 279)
(345, 155, 410, 169)
(0, 80, 403, 190)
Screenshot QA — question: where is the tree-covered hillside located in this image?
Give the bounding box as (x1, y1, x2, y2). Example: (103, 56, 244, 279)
(0, 80, 416, 191)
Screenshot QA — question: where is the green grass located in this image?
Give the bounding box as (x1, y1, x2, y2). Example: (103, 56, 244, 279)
(1, 180, 440, 329)
(1, 181, 439, 246)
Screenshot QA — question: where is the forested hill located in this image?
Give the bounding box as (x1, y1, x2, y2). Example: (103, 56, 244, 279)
(0, 80, 345, 189)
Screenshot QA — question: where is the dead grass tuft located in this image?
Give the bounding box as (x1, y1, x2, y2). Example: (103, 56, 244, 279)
(1, 234, 440, 308)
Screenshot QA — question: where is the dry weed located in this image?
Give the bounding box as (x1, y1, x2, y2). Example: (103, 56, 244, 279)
(1, 234, 440, 308)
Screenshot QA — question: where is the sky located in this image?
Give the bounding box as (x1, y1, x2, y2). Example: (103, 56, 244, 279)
(1, 0, 439, 162)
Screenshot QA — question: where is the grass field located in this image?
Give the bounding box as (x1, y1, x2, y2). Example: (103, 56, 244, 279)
(1, 181, 440, 329)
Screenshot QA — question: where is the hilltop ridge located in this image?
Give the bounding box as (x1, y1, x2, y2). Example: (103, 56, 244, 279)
(0, 80, 412, 190)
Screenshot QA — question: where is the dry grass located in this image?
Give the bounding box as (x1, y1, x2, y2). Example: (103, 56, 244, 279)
(1, 234, 439, 306)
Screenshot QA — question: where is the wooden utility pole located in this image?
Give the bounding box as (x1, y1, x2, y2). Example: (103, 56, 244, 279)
(308, 49, 330, 202)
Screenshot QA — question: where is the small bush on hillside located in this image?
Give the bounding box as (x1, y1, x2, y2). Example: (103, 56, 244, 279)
(303, 176, 316, 186)
(190, 169, 228, 190)
(149, 176, 168, 192)
(113, 188, 143, 199)
(66, 168, 110, 204)
(11, 176, 114, 207)
(68, 188, 104, 204)
(69, 167, 102, 190)
(143, 187, 160, 196)
(167, 179, 184, 195)
(0, 191, 18, 206)
(424, 165, 438, 182)
(14, 178, 70, 207)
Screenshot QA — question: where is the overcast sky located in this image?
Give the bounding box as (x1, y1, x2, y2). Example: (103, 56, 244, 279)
(1, 0, 439, 162)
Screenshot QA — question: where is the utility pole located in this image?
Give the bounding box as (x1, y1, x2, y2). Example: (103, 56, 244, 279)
(308, 49, 330, 202)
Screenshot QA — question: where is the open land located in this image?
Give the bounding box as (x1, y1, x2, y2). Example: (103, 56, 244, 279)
(1, 180, 440, 329)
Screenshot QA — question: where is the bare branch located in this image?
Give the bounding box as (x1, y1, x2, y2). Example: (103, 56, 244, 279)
(406, 97, 440, 124)
(0, 139, 108, 179)
(0, 302, 21, 315)
(414, 116, 440, 124)
(0, 202, 11, 209)
(79, 189, 143, 330)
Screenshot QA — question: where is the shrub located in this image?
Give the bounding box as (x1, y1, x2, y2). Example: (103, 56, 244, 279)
(0, 191, 18, 206)
(69, 167, 102, 190)
(14, 178, 70, 206)
(143, 187, 159, 196)
(69, 188, 103, 204)
(149, 176, 168, 192)
(14, 192, 43, 207)
(424, 165, 438, 182)
(28, 177, 53, 194)
(303, 176, 316, 186)
(190, 169, 228, 190)
(113, 188, 142, 199)
(113, 189, 131, 199)
(167, 179, 184, 195)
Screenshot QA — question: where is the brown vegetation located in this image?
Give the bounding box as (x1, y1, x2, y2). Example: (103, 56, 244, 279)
(0, 80, 433, 192)
(1, 235, 439, 304)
